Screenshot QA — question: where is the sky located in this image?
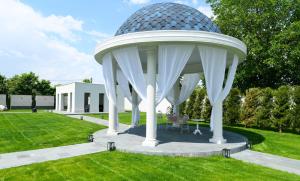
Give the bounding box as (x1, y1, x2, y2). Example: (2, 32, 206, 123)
(0, 0, 213, 85)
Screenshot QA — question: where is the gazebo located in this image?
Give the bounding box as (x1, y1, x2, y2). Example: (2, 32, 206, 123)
(94, 2, 246, 147)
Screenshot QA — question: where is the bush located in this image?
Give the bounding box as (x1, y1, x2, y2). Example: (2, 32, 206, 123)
(272, 86, 291, 133)
(224, 88, 241, 125)
(241, 88, 261, 127)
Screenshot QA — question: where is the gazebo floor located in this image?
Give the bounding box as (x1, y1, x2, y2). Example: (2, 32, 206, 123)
(94, 125, 248, 157)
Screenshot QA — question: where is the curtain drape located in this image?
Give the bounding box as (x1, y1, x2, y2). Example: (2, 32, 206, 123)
(198, 46, 239, 131)
(167, 73, 200, 106)
(102, 53, 116, 105)
(113, 47, 147, 101)
(156, 45, 194, 105)
(117, 69, 141, 126)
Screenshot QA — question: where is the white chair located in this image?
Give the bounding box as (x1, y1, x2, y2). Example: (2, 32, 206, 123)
(179, 115, 190, 134)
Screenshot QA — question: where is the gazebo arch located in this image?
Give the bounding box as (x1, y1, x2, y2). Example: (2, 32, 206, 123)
(94, 2, 246, 147)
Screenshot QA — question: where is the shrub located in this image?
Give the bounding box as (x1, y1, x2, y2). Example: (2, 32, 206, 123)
(272, 86, 291, 133)
(224, 88, 241, 125)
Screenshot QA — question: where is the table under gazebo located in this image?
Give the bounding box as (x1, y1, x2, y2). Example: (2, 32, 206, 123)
(94, 2, 246, 147)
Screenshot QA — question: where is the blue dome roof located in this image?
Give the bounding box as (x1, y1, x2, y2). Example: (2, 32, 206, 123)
(115, 2, 221, 36)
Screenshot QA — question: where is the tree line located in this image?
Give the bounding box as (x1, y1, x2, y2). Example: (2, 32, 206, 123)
(181, 86, 300, 133)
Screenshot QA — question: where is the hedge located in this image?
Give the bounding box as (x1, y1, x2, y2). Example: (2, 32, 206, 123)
(183, 86, 300, 133)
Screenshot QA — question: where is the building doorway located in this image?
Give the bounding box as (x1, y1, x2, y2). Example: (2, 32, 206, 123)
(84, 93, 90, 112)
(99, 93, 104, 112)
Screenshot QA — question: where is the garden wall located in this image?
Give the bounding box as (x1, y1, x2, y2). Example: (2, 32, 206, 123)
(36, 95, 55, 109)
(0, 94, 6, 106)
(10, 95, 32, 109)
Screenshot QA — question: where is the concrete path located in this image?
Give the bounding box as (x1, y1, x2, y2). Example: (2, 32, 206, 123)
(232, 150, 300, 175)
(0, 143, 107, 170)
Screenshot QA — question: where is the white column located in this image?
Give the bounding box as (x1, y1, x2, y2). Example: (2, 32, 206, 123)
(173, 78, 180, 117)
(56, 94, 59, 111)
(59, 94, 64, 111)
(107, 61, 118, 135)
(143, 48, 158, 147)
(71, 92, 76, 113)
(67, 92, 71, 112)
(209, 102, 226, 144)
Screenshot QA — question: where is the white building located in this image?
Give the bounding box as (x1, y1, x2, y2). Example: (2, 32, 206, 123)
(55, 82, 124, 113)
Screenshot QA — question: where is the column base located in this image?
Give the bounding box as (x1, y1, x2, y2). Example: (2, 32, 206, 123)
(209, 137, 227, 144)
(107, 129, 119, 136)
(142, 139, 158, 147)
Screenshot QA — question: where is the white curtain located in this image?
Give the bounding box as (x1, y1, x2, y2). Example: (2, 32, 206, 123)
(167, 73, 201, 106)
(102, 53, 116, 104)
(113, 47, 147, 101)
(198, 46, 239, 131)
(117, 69, 141, 126)
(156, 45, 194, 105)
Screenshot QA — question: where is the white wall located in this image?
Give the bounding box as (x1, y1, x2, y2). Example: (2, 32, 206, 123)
(55, 82, 124, 113)
(11, 95, 32, 108)
(124, 98, 171, 113)
(36, 95, 54, 107)
(0, 94, 6, 106)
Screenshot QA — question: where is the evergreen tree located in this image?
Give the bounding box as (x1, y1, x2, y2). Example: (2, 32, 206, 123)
(241, 88, 261, 127)
(193, 88, 206, 119)
(186, 90, 197, 118)
(272, 86, 290, 133)
(201, 95, 212, 122)
(291, 86, 300, 133)
(255, 87, 273, 128)
(224, 88, 241, 125)
(179, 101, 187, 115)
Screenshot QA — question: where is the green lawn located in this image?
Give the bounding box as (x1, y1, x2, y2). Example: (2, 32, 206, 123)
(89, 111, 165, 125)
(0, 151, 299, 181)
(89, 112, 300, 160)
(0, 113, 105, 153)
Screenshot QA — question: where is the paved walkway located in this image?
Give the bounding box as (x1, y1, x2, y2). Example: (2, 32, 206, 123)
(232, 150, 300, 175)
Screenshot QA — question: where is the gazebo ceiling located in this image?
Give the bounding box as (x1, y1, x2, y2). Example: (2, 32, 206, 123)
(115, 2, 221, 36)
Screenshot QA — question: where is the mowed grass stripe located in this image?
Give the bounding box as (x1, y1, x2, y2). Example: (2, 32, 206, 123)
(0, 113, 105, 153)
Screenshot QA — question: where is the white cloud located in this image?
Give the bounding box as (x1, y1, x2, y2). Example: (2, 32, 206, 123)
(191, 0, 198, 5)
(126, 0, 150, 5)
(0, 0, 105, 84)
(173, 0, 190, 5)
(197, 6, 214, 18)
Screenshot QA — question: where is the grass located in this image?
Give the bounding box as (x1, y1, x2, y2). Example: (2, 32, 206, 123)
(0, 151, 299, 181)
(1, 109, 46, 112)
(0, 113, 105, 153)
(89, 112, 300, 160)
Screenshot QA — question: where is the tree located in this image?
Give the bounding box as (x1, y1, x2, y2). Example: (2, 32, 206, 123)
(0, 74, 8, 94)
(241, 88, 261, 127)
(272, 86, 290, 133)
(201, 95, 212, 122)
(193, 88, 206, 119)
(186, 90, 197, 118)
(179, 101, 187, 115)
(8, 72, 39, 95)
(255, 87, 273, 128)
(291, 86, 300, 132)
(224, 88, 241, 125)
(83, 78, 92, 83)
(36, 80, 55, 95)
(207, 0, 300, 91)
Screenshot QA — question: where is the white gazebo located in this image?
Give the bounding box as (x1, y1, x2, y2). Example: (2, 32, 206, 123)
(94, 2, 246, 147)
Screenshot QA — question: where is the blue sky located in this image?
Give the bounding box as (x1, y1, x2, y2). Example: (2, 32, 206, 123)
(0, 0, 212, 84)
